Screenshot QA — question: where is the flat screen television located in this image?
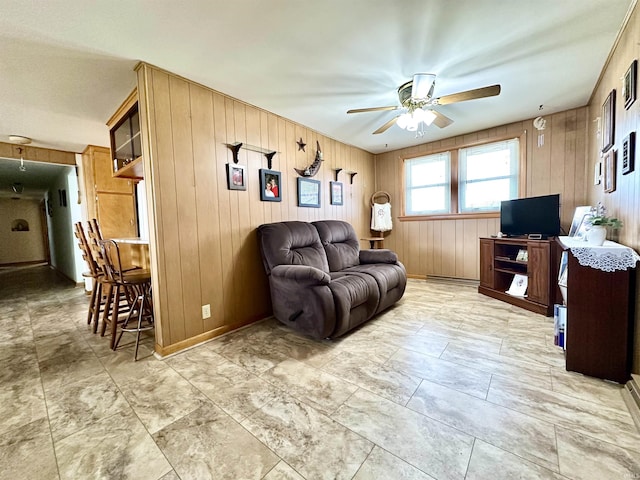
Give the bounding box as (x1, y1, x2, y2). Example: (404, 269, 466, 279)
(500, 194, 561, 238)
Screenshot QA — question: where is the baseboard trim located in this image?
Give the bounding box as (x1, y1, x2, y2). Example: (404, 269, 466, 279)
(0, 260, 47, 267)
(622, 374, 640, 432)
(426, 274, 480, 286)
(154, 314, 271, 358)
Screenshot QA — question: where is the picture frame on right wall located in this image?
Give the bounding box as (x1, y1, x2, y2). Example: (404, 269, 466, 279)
(623, 59, 637, 110)
(603, 148, 616, 193)
(622, 132, 635, 175)
(601, 89, 615, 153)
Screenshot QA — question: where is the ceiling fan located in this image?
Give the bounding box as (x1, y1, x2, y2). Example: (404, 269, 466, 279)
(347, 73, 501, 135)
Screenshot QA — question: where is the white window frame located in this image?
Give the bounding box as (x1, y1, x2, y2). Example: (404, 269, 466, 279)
(404, 152, 451, 215)
(458, 138, 520, 213)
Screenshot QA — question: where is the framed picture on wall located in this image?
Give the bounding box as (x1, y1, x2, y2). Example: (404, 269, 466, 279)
(297, 177, 321, 208)
(623, 59, 637, 110)
(330, 181, 343, 206)
(226, 163, 247, 191)
(622, 131, 635, 175)
(603, 148, 616, 193)
(601, 89, 615, 153)
(259, 169, 282, 202)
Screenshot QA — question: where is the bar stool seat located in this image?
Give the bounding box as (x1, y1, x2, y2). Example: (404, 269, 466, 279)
(100, 239, 154, 361)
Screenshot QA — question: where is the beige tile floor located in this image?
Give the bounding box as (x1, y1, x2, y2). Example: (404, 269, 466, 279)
(1, 265, 639, 480)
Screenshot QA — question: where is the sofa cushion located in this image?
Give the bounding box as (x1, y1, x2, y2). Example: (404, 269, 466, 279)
(312, 220, 360, 271)
(258, 221, 329, 275)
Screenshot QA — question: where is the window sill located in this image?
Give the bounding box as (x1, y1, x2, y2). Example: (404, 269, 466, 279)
(399, 212, 500, 221)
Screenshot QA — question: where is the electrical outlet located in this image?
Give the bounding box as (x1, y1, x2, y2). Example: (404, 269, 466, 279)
(202, 304, 211, 319)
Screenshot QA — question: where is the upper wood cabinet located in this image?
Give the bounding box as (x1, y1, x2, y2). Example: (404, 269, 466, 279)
(81, 145, 137, 238)
(107, 89, 143, 180)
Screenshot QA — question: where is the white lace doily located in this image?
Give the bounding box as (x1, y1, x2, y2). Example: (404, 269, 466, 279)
(558, 236, 640, 272)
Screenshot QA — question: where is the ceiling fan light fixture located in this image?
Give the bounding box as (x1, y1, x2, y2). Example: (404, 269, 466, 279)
(411, 73, 436, 100)
(397, 108, 436, 131)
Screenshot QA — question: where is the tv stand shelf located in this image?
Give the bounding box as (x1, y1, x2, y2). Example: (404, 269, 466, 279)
(479, 237, 559, 316)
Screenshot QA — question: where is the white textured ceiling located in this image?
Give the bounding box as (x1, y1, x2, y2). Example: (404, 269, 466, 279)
(0, 0, 633, 159)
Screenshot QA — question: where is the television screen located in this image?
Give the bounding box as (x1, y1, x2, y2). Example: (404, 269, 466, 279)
(500, 194, 561, 238)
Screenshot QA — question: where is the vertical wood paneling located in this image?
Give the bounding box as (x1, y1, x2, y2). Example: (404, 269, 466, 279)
(170, 76, 202, 340)
(584, 4, 640, 372)
(152, 69, 184, 344)
(138, 63, 375, 353)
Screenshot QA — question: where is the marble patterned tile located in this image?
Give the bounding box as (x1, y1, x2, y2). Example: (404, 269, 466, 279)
(332, 389, 474, 480)
(34, 330, 93, 363)
(387, 348, 492, 399)
(260, 358, 358, 415)
(158, 471, 181, 480)
(550, 369, 628, 411)
(38, 349, 105, 391)
(353, 446, 435, 479)
(263, 461, 305, 480)
(407, 380, 559, 471)
(556, 426, 640, 480)
(414, 324, 503, 355)
(0, 418, 58, 480)
(100, 349, 172, 385)
(168, 347, 281, 421)
(0, 341, 40, 384)
(466, 439, 565, 479)
(45, 371, 131, 441)
(117, 367, 210, 434)
(55, 410, 171, 480)
(487, 375, 640, 453)
(440, 343, 552, 388)
(498, 339, 566, 368)
(216, 337, 291, 375)
(154, 402, 279, 480)
(242, 393, 373, 480)
(322, 351, 421, 405)
(0, 375, 47, 435)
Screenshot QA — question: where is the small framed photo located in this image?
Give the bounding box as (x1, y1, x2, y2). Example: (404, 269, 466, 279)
(226, 163, 247, 191)
(603, 148, 616, 193)
(259, 169, 282, 202)
(593, 161, 602, 185)
(297, 177, 321, 208)
(623, 59, 637, 110)
(568, 206, 593, 237)
(601, 89, 615, 153)
(622, 132, 635, 175)
(330, 181, 343, 206)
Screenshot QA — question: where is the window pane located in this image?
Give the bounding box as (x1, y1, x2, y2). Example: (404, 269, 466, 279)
(465, 150, 512, 180)
(410, 186, 448, 213)
(411, 161, 446, 187)
(405, 152, 451, 215)
(462, 179, 511, 210)
(459, 138, 519, 213)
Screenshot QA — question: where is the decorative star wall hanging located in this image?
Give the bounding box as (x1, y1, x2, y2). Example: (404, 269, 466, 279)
(297, 138, 306, 152)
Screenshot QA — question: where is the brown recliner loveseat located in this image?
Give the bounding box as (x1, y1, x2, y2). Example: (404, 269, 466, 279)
(257, 220, 406, 339)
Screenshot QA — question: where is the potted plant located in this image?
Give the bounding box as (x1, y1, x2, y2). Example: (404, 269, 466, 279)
(588, 215, 623, 245)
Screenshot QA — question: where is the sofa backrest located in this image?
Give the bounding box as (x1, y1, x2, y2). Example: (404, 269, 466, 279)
(312, 220, 360, 272)
(257, 221, 330, 275)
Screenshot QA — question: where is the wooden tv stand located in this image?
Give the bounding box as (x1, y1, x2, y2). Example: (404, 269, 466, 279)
(478, 237, 559, 316)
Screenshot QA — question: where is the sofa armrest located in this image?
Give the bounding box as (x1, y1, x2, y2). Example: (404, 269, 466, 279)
(359, 249, 398, 264)
(271, 264, 331, 286)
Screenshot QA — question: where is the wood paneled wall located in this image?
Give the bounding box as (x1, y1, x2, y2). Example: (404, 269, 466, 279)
(135, 64, 375, 354)
(374, 107, 589, 280)
(585, 2, 640, 372)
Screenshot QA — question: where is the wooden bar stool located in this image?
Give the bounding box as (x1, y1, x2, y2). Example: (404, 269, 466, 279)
(100, 239, 154, 361)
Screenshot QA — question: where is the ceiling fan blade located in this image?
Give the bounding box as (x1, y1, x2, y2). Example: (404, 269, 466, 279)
(436, 84, 501, 105)
(347, 106, 399, 114)
(432, 110, 454, 128)
(373, 115, 400, 135)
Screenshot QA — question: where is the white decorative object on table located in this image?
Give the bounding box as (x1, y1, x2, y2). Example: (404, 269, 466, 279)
(587, 225, 607, 246)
